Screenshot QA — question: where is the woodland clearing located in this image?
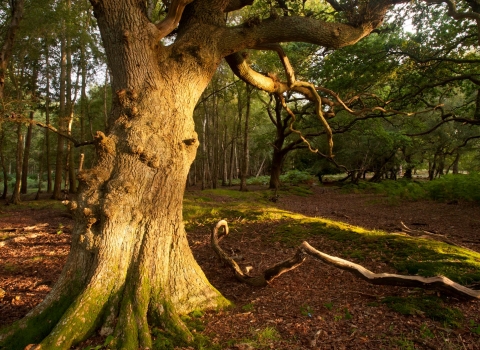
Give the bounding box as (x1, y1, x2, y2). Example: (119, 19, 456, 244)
(1, 185, 479, 350)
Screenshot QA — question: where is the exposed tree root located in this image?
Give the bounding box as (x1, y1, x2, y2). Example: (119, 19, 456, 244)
(212, 220, 480, 299)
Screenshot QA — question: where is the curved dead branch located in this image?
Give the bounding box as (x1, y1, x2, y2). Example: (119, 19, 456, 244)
(212, 220, 480, 299)
(212, 220, 307, 287)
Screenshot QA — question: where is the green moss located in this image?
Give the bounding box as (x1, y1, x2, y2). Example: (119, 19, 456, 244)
(183, 187, 480, 286)
(0, 292, 77, 350)
(150, 303, 223, 350)
(382, 295, 464, 328)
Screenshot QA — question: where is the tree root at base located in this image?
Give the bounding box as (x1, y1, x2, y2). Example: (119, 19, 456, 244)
(212, 220, 480, 299)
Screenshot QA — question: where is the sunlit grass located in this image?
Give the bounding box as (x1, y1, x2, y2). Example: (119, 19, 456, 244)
(0, 199, 66, 212)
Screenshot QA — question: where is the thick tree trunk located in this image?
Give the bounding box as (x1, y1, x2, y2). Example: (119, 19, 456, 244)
(0, 4, 228, 350)
(269, 149, 286, 190)
(0, 0, 393, 348)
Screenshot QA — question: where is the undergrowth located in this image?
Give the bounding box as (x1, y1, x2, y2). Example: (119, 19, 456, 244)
(342, 173, 480, 203)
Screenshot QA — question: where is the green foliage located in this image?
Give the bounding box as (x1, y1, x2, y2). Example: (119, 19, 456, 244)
(342, 173, 480, 203)
(423, 173, 480, 202)
(382, 295, 463, 328)
(343, 308, 353, 320)
(279, 170, 317, 186)
(420, 323, 434, 339)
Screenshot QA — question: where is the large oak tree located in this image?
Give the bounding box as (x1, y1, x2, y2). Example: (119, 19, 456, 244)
(0, 0, 408, 349)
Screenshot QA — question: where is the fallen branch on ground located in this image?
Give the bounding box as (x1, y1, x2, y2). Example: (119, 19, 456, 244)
(212, 220, 480, 299)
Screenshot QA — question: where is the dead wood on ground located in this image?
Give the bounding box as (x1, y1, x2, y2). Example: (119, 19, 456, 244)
(212, 220, 480, 299)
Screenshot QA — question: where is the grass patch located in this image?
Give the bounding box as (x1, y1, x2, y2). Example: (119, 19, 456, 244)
(253, 326, 280, 347)
(0, 199, 67, 212)
(382, 295, 463, 327)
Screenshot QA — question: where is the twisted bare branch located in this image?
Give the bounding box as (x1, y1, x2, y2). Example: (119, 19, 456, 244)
(212, 220, 480, 299)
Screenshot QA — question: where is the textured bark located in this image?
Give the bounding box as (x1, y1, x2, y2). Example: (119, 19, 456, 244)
(269, 150, 286, 190)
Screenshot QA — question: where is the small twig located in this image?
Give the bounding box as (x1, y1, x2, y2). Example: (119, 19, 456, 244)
(5, 114, 95, 147)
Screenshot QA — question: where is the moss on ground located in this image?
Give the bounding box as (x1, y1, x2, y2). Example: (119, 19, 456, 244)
(184, 188, 480, 286)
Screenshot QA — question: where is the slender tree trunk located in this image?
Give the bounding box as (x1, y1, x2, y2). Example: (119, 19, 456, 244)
(228, 139, 235, 185)
(11, 123, 23, 204)
(474, 89, 480, 120)
(52, 25, 67, 199)
(452, 152, 460, 174)
(429, 158, 436, 180)
(0, 129, 8, 199)
(66, 10, 77, 194)
(35, 142, 45, 200)
(221, 105, 228, 186)
(240, 84, 251, 191)
(44, 40, 53, 193)
(20, 111, 34, 194)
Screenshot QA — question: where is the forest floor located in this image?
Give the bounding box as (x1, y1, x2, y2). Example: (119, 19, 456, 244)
(1, 185, 480, 349)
